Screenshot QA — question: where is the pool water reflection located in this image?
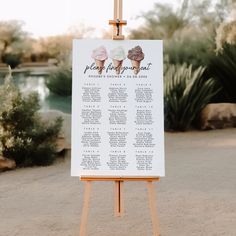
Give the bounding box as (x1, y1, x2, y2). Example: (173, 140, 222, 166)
(0, 73, 71, 114)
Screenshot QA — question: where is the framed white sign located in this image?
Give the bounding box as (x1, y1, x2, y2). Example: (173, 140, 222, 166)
(71, 39, 165, 177)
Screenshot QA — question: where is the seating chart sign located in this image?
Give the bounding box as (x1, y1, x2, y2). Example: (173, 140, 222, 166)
(71, 40, 165, 177)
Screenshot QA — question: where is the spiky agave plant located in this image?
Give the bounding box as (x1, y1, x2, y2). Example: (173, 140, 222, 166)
(164, 63, 220, 131)
(208, 43, 236, 102)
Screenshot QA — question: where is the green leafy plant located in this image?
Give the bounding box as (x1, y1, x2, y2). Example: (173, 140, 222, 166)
(164, 63, 220, 131)
(165, 31, 215, 69)
(2, 53, 21, 69)
(46, 65, 72, 96)
(208, 43, 236, 102)
(0, 75, 63, 167)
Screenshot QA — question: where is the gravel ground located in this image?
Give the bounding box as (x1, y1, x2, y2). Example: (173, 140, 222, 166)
(0, 113, 236, 236)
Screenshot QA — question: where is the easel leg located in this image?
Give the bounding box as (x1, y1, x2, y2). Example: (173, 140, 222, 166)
(147, 181, 160, 236)
(79, 181, 92, 236)
(114, 180, 124, 217)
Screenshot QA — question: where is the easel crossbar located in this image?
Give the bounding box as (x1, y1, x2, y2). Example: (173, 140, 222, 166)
(80, 176, 160, 181)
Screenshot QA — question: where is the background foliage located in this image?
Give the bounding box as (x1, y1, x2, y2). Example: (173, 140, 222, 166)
(0, 1, 236, 131)
(46, 65, 72, 96)
(164, 64, 220, 131)
(208, 43, 236, 103)
(0, 76, 63, 166)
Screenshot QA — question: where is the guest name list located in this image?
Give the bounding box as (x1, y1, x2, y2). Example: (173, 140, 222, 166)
(71, 40, 165, 177)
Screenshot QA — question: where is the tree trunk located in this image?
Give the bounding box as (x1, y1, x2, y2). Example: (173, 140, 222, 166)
(0, 40, 8, 63)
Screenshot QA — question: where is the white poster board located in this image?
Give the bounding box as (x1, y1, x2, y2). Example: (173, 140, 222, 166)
(71, 39, 165, 177)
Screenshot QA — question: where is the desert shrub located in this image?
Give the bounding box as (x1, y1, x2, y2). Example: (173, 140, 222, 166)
(164, 63, 220, 131)
(2, 53, 21, 69)
(46, 65, 72, 96)
(208, 43, 236, 103)
(165, 39, 214, 69)
(165, 28, 215, 69)
(0, 75, 63, 167)
(215, 20, 236, 51)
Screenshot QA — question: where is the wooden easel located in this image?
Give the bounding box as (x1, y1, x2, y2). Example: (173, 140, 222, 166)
(79, 177, 160, 236)
(79, 1, 161, 235)
(109, 0, 127, 40)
